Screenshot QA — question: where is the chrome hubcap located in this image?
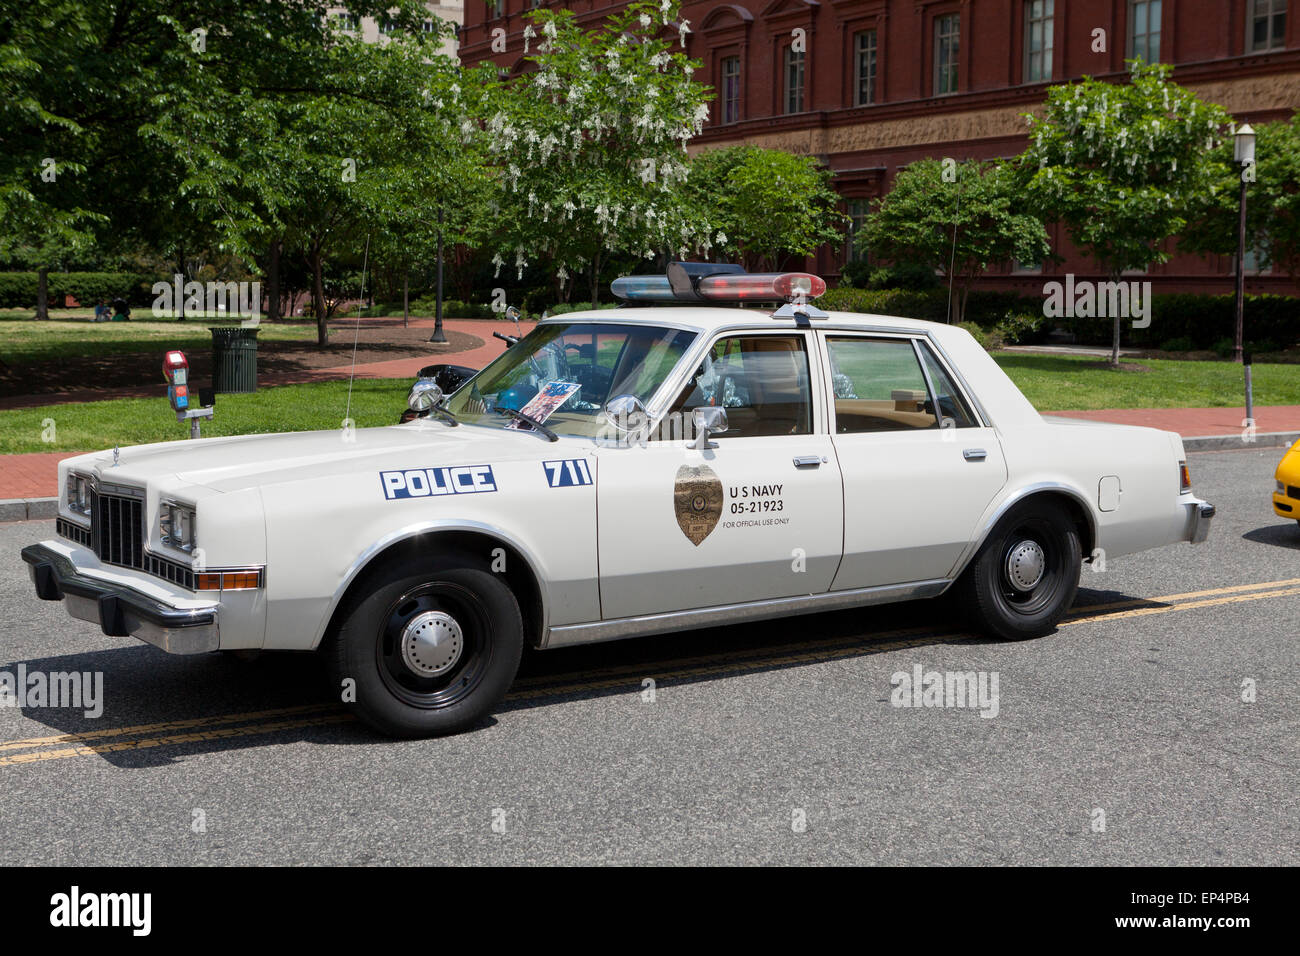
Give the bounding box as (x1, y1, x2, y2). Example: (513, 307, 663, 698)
(1005, 540, 1046, 591)
(399, 611, 463, 677)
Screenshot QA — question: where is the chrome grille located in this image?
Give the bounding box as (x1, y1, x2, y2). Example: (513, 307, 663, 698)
(55, 517, 91, 546)
(145, 553, 195, 590)
(92, 489, 145, 571)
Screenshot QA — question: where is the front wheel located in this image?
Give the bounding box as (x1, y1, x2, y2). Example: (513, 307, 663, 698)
(327, 553, 523, 737)
(957, 500, 1081, 641)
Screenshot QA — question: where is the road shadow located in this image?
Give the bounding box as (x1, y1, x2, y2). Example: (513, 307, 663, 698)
(3, 584, 1157, 763)
(1243, 522, 1300, 551)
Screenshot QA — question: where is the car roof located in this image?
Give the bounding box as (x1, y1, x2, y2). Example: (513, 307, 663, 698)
(538, 306, 948, 336)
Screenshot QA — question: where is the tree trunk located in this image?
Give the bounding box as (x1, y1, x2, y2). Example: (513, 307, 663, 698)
(176, 245, 186, 321)
(589, 251, 601, 307)
(310, 245, 328, 346)
(403, 270, 409, 328)
(267, 237, 282, 323)
(35, 266, 48, 320)
(1109, 271, 1122, 367)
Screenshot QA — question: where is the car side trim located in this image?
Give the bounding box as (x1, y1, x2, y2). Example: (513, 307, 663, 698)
(543, 578, 950, 648)
(947, 481, 1099, 582)
(320, 520, 551, 649)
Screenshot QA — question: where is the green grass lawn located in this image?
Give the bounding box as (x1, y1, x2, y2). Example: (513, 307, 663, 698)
(0, 378, 407, 455)
(0, 313, 316, 365)
(994, 352, 1300, 410)
(1, 352, 1297, 456)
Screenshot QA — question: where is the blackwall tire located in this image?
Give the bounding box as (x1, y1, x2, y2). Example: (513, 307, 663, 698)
(328, 553, 523, 738)
(958, 500, 1081, 641)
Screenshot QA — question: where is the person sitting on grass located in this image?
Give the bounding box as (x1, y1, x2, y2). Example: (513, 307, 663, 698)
(93, 300, 110, 322)
(110, 297, 132, 321)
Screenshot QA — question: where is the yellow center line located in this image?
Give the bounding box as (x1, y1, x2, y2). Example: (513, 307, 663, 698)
(1060, 586, 1300, 626)
(0, 703, 338, 754)
(3, 576, 1299, 768)
(0, 713, 354, 767)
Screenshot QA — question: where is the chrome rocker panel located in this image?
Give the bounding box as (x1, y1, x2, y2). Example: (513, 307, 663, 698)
(544, 578, 949, 648)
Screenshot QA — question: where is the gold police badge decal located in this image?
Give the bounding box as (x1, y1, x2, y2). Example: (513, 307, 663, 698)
(674, 464, 723, 546)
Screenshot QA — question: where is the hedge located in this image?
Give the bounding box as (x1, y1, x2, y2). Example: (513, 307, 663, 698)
(0, 272, 165, 309)
(821, 286, 1300, 351)
(819, 287, 1041, 326)
(1058, 293, 1300, 350)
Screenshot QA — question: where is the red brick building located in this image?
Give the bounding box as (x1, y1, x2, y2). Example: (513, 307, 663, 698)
(459, 1, 1300, 294)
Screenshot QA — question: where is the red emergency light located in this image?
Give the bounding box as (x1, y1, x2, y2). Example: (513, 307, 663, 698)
(612, 263, 826, 304)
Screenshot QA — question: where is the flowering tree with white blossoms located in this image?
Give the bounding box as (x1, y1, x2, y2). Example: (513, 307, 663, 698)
(487, 0, 717, 304)
(1022, 61, 1229, 365)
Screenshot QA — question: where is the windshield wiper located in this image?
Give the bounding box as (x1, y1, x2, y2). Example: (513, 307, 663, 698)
(429, 402, 459, 427)
(495, 406, 558, 442)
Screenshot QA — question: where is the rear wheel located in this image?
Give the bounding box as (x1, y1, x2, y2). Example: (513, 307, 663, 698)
(328, 553, 523, 737)
(958, 500, 1081, 641)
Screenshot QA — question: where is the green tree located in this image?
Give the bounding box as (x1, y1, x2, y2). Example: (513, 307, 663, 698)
(863, 158, 1049, 324)
(1022, 60, 1230, 365)
(149, 10, 470, 344)
(687, 145, 847, 272)
(488, 1, 714, 304)
(1181, 116, 1300, 279)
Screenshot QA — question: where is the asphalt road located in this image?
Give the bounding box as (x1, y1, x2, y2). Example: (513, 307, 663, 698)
(0, 447, 1296, 865)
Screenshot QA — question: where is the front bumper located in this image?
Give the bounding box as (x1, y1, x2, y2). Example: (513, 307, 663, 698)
(21, 543, 220, 654)
(1186, 500, 1216, 544)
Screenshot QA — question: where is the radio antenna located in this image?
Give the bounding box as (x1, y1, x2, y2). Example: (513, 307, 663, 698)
(345, 235, 370, 429)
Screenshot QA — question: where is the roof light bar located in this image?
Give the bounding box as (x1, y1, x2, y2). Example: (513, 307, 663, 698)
(609, 275, 679, 302)
(697, 272, 826, 302)
(611, 263, 827, 304)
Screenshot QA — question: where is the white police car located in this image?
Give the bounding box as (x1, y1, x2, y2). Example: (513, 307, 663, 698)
(23, 263, 1214, 737)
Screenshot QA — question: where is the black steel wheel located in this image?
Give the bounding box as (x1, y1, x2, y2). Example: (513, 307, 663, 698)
(957, 499, 1081, 641)
(328, 552, 523, 737)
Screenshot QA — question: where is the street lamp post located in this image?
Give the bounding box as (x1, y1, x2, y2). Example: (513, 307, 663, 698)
(1232, 123, 1255, 364)
(430, 205, 447, 344)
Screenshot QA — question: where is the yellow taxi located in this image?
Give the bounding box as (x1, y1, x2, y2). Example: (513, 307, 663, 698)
(1273, 439, 1300, 525)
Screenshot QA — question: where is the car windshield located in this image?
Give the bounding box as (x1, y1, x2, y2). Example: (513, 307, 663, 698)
(443, 322, 698, 438)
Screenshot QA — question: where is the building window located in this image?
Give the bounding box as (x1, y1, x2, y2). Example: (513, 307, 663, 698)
(1024, 1, 1053, 82)
(784, 45, 805, 113)
(331, 11, 359, 32)
(854, 31, 877, 105)
(421, 19, 436, 33)
(934, 14, 960, 95)
(1011, 257, 1043, 274)
(721, 56, 741, 124)
(846, 200, 870, 262)
(1128, 0, 1162, 62)
(488, 0, 505, 20)
(1249, 0, 1287, 51)
(382, 19, 399, 35)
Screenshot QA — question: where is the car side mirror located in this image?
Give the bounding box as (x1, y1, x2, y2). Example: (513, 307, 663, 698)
(603, 394, 649, 444)
(690, 406, 728, 450)
(408, 379, 445, 413)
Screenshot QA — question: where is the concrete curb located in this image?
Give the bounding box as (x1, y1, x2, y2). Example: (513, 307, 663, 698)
(1183, 431, 1299, 451)
(0, 497, 58, 522)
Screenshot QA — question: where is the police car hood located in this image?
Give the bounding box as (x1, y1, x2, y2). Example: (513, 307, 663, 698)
(79, 420, 558, 494)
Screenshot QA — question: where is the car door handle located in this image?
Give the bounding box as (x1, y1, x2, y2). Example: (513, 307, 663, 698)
(963, 448, 987, 461)
(793, 455, 824, 468)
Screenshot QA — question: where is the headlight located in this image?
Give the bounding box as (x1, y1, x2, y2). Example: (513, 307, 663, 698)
(1278, 479, 1287, 494)
(160, 501, 197, 553)
(65, 474, 91, 517)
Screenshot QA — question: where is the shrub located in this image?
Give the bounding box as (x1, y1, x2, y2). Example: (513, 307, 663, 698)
(1060, 293, 1300, 350)
(1158, 336, 1196, 352)
(866, 262, 941, 291)
(0, 271, 163, 308)
(994, 310, 1049, 345)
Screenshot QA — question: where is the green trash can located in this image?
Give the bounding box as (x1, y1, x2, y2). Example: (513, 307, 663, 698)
(210, 326, 259, 393)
